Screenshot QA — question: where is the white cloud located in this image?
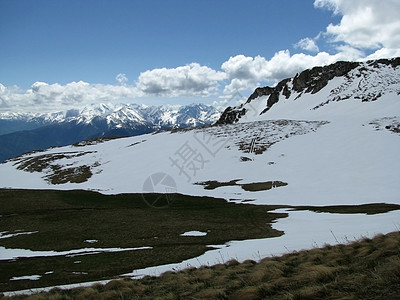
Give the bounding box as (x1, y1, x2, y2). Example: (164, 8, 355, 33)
(0, 63, 228, 112)
(136, 63, 227, 97)
(220, 47, 366, 95)
(0, 81, 140, 113)
(366, 48, 400, 60)
(333, 44, 365, 61)
(314, 0, 400, 49)
(221, 55, 269, 81)
(295, 38, 320, 52)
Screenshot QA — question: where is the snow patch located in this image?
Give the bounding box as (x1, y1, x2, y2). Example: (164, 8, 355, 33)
(0, 246, 152, 261)
(10, 275, 41, 281)
(180, 231, 207, 237)
(0, 231, 38, 239)
(84, 239, 98, 244)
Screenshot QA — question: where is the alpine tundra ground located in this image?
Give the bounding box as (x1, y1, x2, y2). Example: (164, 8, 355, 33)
(2, 231, 400, 299)
(0, 189, 287, 292)
(1, 189, 399, 296)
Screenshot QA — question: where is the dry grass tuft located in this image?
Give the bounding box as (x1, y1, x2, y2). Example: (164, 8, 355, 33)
(75, 287, 99, 300)
(193, 287, 226, 299)
(230, 285, 259, 300)
(225, 259, 240, 266)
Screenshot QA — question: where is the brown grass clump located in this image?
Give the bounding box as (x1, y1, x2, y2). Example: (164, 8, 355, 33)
(291, 284, 325, 299)
(193, 288, 227, 299)
(229, 285, 259, 300)
(74, 287, 99, 300)
(2, 231, 399, 300)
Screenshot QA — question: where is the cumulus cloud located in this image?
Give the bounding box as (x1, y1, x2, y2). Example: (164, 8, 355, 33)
(135, 63, 226, 97)
(220, 47, 365, 95)
(0, 64, 228, 112)
(0, 81, 140, 113)
(314, 0, 400, 50)
(221, 55, 265, 80)
(295, 38, 320, 52)
(366, 48, 400, 60)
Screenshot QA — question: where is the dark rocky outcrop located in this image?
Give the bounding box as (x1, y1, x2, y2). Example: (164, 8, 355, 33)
(215, 106, 247, 125)
(216, 78, 291, 125)
(368, 57, 400, 68)
(291, 61, 359, 94)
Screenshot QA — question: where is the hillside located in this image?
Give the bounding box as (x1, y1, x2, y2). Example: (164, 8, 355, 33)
(1, 58, 398, 205)
(3, 231, 399, 299)
(217, 57, 400, 124)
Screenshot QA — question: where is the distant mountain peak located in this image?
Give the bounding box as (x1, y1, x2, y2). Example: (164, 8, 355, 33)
(0, 103, 221, 127)
(0, 103, 222, 162)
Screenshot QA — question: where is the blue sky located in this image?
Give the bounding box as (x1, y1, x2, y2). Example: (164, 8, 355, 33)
(1, 0, 400, 112)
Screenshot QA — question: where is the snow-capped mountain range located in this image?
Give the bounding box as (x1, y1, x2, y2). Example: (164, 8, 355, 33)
(0, 102, 221, 133)
(0, 103, 221, 162)
(0, 57, 399, 277)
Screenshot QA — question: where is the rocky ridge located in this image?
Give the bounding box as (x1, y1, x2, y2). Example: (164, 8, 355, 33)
(217, 57, 400, 124)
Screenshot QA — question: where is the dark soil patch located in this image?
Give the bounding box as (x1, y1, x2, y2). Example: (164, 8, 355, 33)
(196, 180, 288, 192)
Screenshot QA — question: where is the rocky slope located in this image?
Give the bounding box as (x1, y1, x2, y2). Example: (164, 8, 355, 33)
(217, 57, 400, 124)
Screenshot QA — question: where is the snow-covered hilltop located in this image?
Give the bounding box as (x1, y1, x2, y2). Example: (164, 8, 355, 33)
(217, 57, 400, 123)
(1, 57, 399, 208)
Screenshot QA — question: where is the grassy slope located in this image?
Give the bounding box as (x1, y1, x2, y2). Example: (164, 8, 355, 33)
(2, 231, 399, 299)
(1, 189, 399, 297)
(0, 189, 286, 292)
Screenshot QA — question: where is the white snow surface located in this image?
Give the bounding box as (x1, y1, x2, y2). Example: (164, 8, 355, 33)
(1, 92, 399, 207)
(180, 231, 208, 237)
(84, 239, 98, 244)
(10, 275, 41, 281)
(0, 231, 38, 239)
